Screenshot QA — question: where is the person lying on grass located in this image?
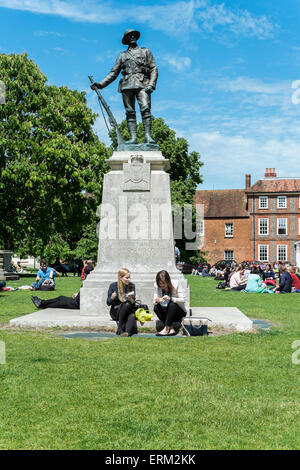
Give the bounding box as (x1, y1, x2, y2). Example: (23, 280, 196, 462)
(31, 292, 80, 309)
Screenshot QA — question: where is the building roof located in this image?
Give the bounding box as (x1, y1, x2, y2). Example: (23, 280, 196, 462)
(248, 178, 300, 193)
(194, 189, 248, 218)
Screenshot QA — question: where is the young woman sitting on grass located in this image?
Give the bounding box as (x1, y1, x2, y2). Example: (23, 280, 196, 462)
(107, 268, 137, 337)
(229, 265, 248, 291)
(154, 270, 186, 336)
(262, 264, 276, 286)
(245, 267, 264, 293)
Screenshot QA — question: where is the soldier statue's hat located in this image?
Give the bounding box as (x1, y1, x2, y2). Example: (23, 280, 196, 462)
(122, 29, 140, 45)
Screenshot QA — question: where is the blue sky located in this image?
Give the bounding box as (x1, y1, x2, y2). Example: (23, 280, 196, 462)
(1, 0, 300, 190)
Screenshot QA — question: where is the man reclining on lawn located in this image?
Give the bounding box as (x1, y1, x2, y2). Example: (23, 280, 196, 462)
(31, 292, 80, 309)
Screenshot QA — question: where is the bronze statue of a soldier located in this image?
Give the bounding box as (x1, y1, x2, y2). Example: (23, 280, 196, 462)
(91, 29, 158, 145)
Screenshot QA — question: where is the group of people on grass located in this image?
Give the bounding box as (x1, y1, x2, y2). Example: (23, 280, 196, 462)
(31, 266, 187, 338)
(207, 262, 300, 294)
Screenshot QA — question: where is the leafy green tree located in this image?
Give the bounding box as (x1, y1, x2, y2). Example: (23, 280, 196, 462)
(110, 117, 204, 262)
(0, 53, 109, 257)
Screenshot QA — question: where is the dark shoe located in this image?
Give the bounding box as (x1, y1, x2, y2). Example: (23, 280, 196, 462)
(155, 320, 164, 333)
(31, 296, 42, 308)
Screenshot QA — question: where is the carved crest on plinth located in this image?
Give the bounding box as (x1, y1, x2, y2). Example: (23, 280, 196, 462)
(123, 154, 150, 191)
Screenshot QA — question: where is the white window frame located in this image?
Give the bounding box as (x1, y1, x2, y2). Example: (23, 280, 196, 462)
(277, 196, 287, 209)
(224, 250, 234, 261)
(277, 218, 288, 235)
(225, 223, 233, 238)
(277, 245, 287, 262)
(258, 245, 269, 262)
(259, 196, 268, 209)
(258, 218, 269, 235)
(299, 218, 300, 235)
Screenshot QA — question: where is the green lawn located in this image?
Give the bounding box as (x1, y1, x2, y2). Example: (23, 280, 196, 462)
(0, 275, 300, 450)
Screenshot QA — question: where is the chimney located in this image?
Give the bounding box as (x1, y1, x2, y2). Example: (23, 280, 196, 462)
(265, 168, 277, 178)
(245, 174, 251, 189)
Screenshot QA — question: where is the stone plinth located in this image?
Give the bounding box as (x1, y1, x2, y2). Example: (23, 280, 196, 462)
(80, 150, 189, 316)
(9, 307, 251, 332)
(0, 250, 19, 280)
(0, 251, 5, 281)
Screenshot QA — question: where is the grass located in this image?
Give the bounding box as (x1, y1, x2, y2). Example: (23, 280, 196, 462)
(0, 275, 300, 449)
(0, 274, 81, 323)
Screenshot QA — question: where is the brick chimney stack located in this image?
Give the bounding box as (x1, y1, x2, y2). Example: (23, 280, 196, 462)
(264, 168, 277, 178)
(245, 174, 251, 189)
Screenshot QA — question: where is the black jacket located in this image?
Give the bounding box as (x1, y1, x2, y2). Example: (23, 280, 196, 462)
(107, 281, 135, 305)
(279, 271, 292, 293)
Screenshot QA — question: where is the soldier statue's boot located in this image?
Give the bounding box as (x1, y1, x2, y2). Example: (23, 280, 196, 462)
(143, 117, 156, 144)
(127, 120, 138, 144)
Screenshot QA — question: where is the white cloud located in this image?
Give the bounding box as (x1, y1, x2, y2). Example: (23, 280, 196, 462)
(160, 54, 191, 72)
(216, 76, 288, 95)
(188, 130, 300, 189)
(34, 30, 66, 37)
(195, 1, 275, 39)
(0, 0, 277, 39)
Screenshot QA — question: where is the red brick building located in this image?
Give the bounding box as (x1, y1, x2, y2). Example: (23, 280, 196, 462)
(195, 169, 300, 266)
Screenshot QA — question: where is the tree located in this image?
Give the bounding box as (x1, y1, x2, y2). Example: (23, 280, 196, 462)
(0, 53, 109, 257)
(110, 117, 204, 262)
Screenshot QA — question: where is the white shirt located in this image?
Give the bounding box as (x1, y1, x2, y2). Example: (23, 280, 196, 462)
(153, 279, 187, 312)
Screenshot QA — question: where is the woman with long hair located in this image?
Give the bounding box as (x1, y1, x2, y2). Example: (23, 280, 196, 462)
(107, 268, 137, 337)
(153, 270, 186, 336)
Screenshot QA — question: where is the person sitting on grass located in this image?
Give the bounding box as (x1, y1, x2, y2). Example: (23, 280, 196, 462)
(191, 266, 201, 276)
(229, 264, 248, 291)
(31, 292, 80, 309)
(288, 266, 300, 293)
(262, 264, 276, 286)
(245, 267, 264, 293)
(201, 265, 210, 277)
(154, 270, 186, 336)
(274, 265, 292, 294)
(81, 260, 94, 280)
(31, 260, 60, 291)
(0, 281, 6, 291)
(107, 268, 137, 337)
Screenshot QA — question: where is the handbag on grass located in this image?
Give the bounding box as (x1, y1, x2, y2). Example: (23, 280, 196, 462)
(181, 317, 211, 336)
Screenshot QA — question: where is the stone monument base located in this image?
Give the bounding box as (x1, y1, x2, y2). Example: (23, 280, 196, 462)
(9, 307, 253, 332)
(80, 150, 190, 317)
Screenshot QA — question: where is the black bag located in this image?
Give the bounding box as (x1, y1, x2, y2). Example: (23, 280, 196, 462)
(216, 282, 226, 289)
(182, 317, 211, 336)
(40, 279, 55, 291)
(133, 300, 149, 312)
